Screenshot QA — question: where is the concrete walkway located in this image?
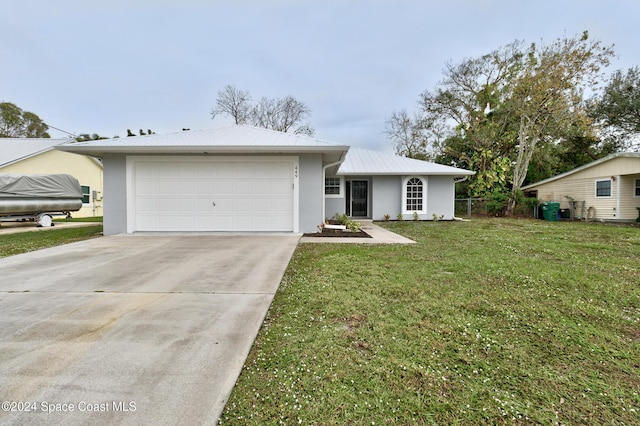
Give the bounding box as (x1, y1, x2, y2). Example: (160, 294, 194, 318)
(299, 220, 415, 244)
(0, 233, 299, 426)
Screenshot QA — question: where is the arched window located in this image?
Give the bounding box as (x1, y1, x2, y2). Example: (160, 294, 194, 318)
(404, 177, 424, 213)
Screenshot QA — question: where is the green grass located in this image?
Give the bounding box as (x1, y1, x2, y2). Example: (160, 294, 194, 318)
(220, 218, 640, 425)
(54, 215, 103, 222)
(0, 225, 103, 258)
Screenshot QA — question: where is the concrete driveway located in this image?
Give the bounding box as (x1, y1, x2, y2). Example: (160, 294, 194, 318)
(0, 233, 299, 425)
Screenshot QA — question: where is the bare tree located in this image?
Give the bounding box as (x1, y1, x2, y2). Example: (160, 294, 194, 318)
(212, 85, 314, 135)
(385, 109, 438, 160)
(210, 85, 252, 125)
(276, 96, 313, 135)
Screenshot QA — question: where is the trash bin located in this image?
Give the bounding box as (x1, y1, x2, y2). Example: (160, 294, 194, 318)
(541, 202, 560, 221)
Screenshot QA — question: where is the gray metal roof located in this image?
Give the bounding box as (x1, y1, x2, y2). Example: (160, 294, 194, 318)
(58, 125, 349, 155)
(521, 152, 640, 189)
(0, 138, 70, 168)
(337, 148, 475, 176)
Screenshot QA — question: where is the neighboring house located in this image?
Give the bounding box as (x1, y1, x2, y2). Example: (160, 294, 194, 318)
(58, 126, 473, 235)
(0, 138, 104, 218)
(522, 152, 640, 222)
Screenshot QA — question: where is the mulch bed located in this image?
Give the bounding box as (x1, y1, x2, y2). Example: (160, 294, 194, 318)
(302, 228, 372, 238)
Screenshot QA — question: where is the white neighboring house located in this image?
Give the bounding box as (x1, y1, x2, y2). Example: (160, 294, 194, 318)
(57, 126, 474, 235)
(0, 138, 103, 217)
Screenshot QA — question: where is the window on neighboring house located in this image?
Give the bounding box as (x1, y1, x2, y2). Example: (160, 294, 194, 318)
(635, 179, 640, 197)
(325, 177, 342, 196)
(81, 185, 91, 204)
(595, 179, 611, 197)
(405, 177, 424, 212)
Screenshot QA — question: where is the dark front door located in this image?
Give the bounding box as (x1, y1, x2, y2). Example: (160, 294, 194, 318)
(346, 180, 368, 217)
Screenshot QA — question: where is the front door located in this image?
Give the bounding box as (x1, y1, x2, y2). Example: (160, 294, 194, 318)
(346, 180, 368, 217)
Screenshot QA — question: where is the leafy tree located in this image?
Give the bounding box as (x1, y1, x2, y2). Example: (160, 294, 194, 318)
(390, 32, 614, 215)
(211, 85, 314, 135)
(0, 102, 50, 138)
(75, 133, 108, 142)
(504, 32, 613, 214)
(589, 66, 640, 150)
(417, 42, 522, 183)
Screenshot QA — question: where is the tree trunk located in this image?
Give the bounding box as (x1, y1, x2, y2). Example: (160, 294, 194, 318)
(506, 194, 518, 216)
(506, 116, 539, 216)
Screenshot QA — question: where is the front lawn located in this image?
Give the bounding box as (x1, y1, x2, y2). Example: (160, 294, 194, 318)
(220, 218, 640, 425)
(0, 225, 103, 258)
(54, 215, 103, 222)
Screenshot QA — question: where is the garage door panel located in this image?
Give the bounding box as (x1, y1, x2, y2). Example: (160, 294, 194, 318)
(134, 158, 294, 232)
(136, 179, 158, 195)
(233, 179, 254, 195)
(196, 180, 215, 195)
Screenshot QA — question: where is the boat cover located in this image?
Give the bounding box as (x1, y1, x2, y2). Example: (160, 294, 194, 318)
(0, 174, 83, 199)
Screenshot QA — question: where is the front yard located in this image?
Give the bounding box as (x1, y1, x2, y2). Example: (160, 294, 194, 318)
(0, 225, 103, 258)
(221, 218, 640, 424)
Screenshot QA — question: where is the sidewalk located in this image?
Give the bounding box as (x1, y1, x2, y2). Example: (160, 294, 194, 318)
(299, 220, 415, 244)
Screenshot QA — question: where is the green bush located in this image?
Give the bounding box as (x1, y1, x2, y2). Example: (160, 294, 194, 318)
(333, 213, 362, 232)
(514, 192, 539, 216)
(485, 190, 510, 216)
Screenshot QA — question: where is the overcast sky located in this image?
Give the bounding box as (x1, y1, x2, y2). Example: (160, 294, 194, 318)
(2, 0, 639, 152)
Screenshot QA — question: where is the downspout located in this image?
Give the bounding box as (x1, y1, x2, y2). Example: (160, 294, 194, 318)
(453, 175, 469, 221)
(322, 152, 347, 225)
(616, 175, 621, 220)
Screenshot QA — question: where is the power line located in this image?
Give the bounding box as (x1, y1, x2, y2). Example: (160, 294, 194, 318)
(44, 123, 77, 137)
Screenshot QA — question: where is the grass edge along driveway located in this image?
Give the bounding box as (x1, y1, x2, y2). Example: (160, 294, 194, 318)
(0, 225, 103, 258)
(220, 218, 640, 425)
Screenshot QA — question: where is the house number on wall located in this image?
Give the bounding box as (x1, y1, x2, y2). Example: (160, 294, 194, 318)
(294, 166, 298, 178)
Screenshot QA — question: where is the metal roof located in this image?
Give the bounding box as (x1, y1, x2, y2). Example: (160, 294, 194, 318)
(0, 138, 70, 168)
(337, 148, 475, 176)
(521, 152, 640, 189)
(57, 125, 349, 155)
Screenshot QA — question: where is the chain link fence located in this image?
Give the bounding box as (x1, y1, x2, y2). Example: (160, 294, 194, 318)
(455, 198, 538, 218)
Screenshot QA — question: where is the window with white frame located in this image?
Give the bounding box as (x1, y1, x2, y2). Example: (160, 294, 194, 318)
(81, 185, 91, 204)
(324, 177, 342, 197)
(404, 177, 425, 213)
(595, 179, 612, 197)
(635, 179, 640, 197)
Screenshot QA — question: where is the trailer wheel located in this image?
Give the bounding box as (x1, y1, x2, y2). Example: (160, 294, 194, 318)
(37, 214, 53, 227)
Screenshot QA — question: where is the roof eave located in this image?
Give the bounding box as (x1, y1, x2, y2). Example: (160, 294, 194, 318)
(0, 147, 55, 168)
(522, 152, 640, 189)
(337, 171, 476, 176)
(56, 145, 350, 156)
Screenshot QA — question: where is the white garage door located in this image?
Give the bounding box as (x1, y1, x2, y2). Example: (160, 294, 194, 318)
(133, 157, 295, 232)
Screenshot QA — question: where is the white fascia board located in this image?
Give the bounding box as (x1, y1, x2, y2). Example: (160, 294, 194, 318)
(337, 171, 476, 177)
(57, 145, 349, 156)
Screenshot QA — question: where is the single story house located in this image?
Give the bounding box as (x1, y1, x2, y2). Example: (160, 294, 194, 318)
(522, 152, 640, 222)
(0, 138, 104, 217)
(58, 126, 474, 235)
(326, 147, 475, 221)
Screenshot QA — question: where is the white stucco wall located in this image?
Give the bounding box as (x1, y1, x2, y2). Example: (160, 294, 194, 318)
(101, 154, 128, 235)
(298, 154, 324, 232)
(371, 175, 401, 220)
(426, 175, 456, 220)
